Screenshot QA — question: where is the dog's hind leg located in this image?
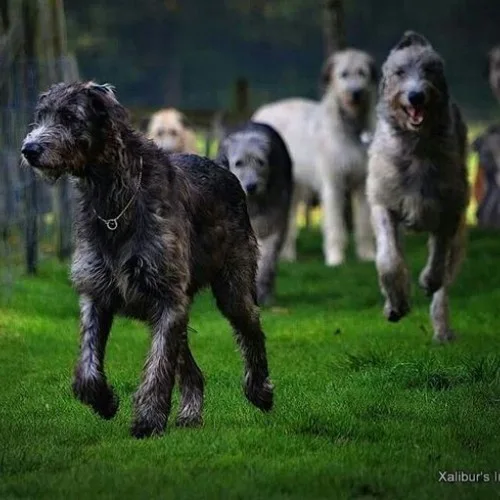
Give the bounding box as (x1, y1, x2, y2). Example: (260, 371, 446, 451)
(352, 184, 375, 262)
(371, 205, 411, 322)
(430, 218, 466, 342)
(419, 232, 454, 297)
(175, 334, 204, 427)
(280, 183, 304, 262)
(72, 295, 119, 419)
(131, 299, 188, 438)
(212, 268, 273, 412)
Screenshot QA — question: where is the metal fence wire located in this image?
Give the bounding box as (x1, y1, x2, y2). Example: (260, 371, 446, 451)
(0, 57, 79, 298)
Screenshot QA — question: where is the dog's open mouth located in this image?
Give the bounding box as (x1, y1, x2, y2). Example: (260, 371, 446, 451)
(403, 105, 425, 128)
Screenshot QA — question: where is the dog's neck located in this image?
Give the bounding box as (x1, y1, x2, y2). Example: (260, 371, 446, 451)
(324, 90, 373, 139)
(76, 134, 144, 233)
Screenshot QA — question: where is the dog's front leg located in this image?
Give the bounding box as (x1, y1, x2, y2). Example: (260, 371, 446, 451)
(419, 232, 452, 296)
(371, 205, 410, 322)
(72, 294, 118, 419)
(131, 300, 188, 438)
(321, 175, 347, 266)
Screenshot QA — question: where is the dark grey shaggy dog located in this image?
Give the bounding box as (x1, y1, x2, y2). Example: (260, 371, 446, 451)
(367, 31, 469, 342)
(20, 81, 273, 438)
(215, 121, 292, 306)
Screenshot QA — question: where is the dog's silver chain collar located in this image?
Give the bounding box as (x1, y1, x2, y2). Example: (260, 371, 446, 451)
(94, 158, 143, 231)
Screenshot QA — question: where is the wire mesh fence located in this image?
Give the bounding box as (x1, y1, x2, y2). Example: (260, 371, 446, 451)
(0, 57, 79, 300)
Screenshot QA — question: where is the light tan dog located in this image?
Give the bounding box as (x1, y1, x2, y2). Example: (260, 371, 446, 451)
(147, 108, 198, 154)
(253, 49, 378, 266)
(367, 31, 469, 342)
(487, 46, 500, 102)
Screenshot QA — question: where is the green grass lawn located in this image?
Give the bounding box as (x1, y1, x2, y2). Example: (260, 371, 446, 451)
(1, 229, 500, 499)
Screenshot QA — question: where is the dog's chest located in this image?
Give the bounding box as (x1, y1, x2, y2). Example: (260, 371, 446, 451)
(396, 158, 444, 231)
(71, 236, 167, 315)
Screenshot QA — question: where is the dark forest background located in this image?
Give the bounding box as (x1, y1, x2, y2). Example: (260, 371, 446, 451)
(64, 0, 500, 120)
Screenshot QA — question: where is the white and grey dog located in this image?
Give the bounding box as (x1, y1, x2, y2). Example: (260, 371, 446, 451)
(253, 49, 378, 266)
(216, 121, 292, 306)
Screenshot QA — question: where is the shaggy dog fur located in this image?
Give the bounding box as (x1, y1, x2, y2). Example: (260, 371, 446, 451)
(20, 81, 273, 438)
(471, 124, 500, 228)
(367, 31, 469, 342)
(216, 121, 293, 306)
(252, 49, 378, 266)
(147, 108, 198, 154)
(487, 46, 500, 103)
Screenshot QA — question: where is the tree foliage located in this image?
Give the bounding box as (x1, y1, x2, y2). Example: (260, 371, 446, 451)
(64, 0, 500, 117)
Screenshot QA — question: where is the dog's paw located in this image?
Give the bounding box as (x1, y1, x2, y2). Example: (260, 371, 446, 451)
(175, 413, 203, 428)
(356, 247, 376, 262)
(383, 298, 410, 322)
(325, 249, 345, 267)
(280, 247, 297, 262)
(130, 418, 166, 439)
(72, 377, 119, 420)
(419, 267, 444, 296)
(433, 329, 456, 344)
(257, 287, 273, 308)
(244, 376, 274, 412)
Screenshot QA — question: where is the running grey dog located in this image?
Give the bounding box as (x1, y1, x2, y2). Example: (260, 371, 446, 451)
(367, 31, 469, 342)
(216, 121, 292, 306)
(20, 81, 273, 438)
(253, 49, 378, 266)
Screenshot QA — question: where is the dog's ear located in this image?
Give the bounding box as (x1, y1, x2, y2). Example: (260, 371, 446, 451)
(214, 138, 229, 168)
(471, 134, 484, 153)
(85, 81, 117, 98)
(394, 31, 431, 51)
(84, 81, 129, 131)
(319, 55, 335, 94)
(178, 112, 193, 130)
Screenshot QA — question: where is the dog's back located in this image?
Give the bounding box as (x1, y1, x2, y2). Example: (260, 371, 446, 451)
(252, 98, 319, 188)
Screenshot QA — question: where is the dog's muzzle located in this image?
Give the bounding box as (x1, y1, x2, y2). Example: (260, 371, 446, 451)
(21, 142, 44, 167)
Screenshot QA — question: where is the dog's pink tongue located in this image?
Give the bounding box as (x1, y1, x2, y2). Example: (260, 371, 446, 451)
(409, 107, 424, 124)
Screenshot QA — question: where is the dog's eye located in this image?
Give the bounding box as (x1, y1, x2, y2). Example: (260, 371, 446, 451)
(340, 70, 349, 79)
(60, 110, 76, 123)
(395, 68, 406, 77)
(255, 158, 265, 167)
(357, 69, 367, 78)
(235, 160, 244, 168)
(156, 128, 165, 137)
(168, 129, 179, 137)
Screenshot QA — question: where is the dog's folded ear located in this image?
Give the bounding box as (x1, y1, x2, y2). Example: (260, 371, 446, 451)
(84, 81, 119, 106)
(177, 111, 189, 128)
(471, 134, 484, 153)
(319, 55, 335, 95)
(394, 31, 431, 51)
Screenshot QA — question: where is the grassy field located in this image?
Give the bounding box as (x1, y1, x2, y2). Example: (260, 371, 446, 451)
(1, 229, 500, 499)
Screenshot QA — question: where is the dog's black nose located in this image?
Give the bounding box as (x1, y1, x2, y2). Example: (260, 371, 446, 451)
(245, 183, 258, 195)
(408, 90, 425, 107)
(21, 142, 44, 164)
(352, 89, 363, 103)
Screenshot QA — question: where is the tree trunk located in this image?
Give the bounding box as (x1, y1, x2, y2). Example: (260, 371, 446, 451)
(322, 0, 346, 56)
(321, 0, 352, 233)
